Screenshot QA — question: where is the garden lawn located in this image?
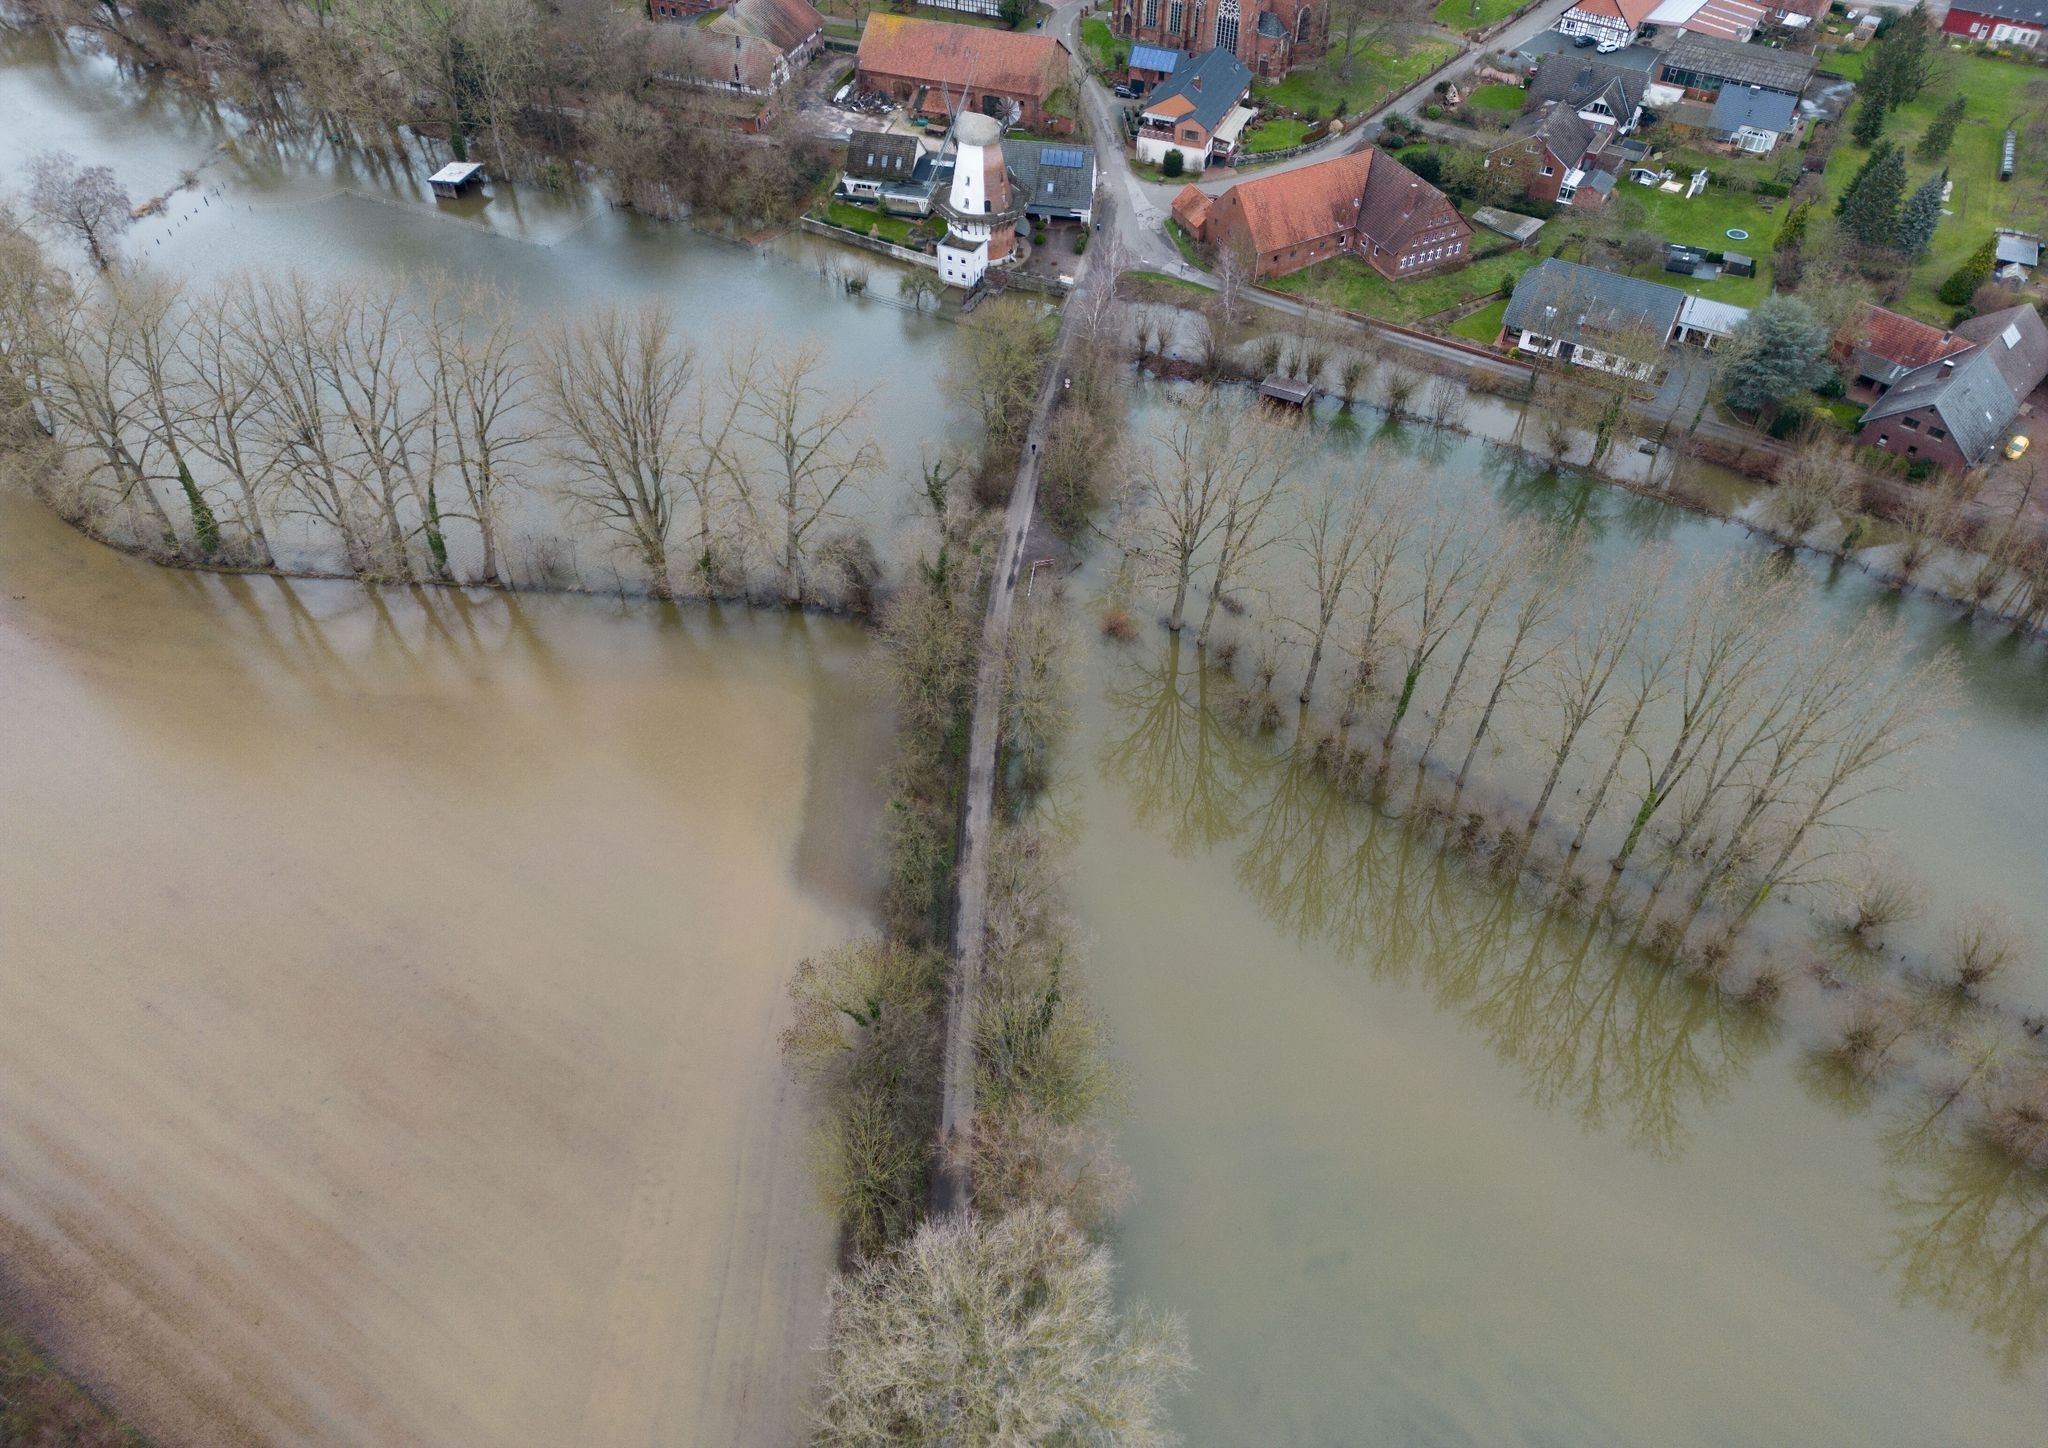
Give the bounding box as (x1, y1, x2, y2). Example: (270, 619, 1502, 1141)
(1449, 296, 1510, 343)
(1266, 247, 1539, 326)
(1166, 217, 1205, 270)
(1467, 83, 1526, 113)
(1080, 17, 1126, 72)
(1819, 47, 2044, 320)
(1254, 34, 1458, 118)
(817, 200, 916, 246)
(1243, 118, 1312, 153)
(1432, 0, 1524, 31)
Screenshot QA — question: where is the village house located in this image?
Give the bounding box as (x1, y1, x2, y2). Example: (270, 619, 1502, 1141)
(1523, 54, 1649, 134)
(1646, 0, 1767, 43)
(840, 130, 923, 201)
(1486, 105, 1621, 209)
(1115, 0, 1324, 80)
(1656, 34, 1816, 98)
(1941, 0, 2048, 47)
(1170, 146, 1470, 281)
(1763, 0, 1828, 25)
(1007, 141, 1098, 227)
(659, 0, 824, 95)
(1855, 304, 2048, 468)
(855, 15, 1072, 132)
(1555, 0, 1660, 52)
(1135, 47, 1254, 174)
(1501, 259, 1687, 376)
(1833, 302, 1975, 400)
(1707, 84, 1802, 152)
(1126, 42, 1184, 92)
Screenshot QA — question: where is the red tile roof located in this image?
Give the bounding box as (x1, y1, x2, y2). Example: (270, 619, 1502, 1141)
(856, 15, 1067, 100)
(1838, 301, 1975, 370)
(1217, 148, 1462, 258)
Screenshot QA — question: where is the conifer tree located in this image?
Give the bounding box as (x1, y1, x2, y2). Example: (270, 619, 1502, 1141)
(1719, 296, 1832, 413)
(1837, 141, 1907, 247)
(1917, 94, 1967, 161)
(1896, 169, 1946, 257)
(1938, 234, 1998, 306)
(1852, 92, 1888, 147)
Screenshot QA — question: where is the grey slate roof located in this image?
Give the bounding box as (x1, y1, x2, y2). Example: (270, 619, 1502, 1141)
(1142, 46, 1252, 135)
(1951, 0, 2048, 23)
(1503, 258, 1685, 349)
(1005, 139, 1096, 216)
(1709, 84, 1798, 135)
(1661, 34, 1816, 93)
(1863, 349, 2021, 463)
(1501, 103, 1600, 166)
(845, 130, 922, 180)
(1956, 302, 2048, 398)
(1995, 231, 2043, 267)
(1527, 55, 1648, 117)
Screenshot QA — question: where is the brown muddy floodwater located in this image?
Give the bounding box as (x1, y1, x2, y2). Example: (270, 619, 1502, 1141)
(0, 483, 891, 1445)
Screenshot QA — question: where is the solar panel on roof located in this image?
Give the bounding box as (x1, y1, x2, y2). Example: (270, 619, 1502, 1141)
(1040, 146, 1084, 168)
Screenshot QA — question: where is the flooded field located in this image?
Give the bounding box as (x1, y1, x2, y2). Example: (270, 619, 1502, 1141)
(8, 20, 2048, 1448)
(0, 482, 891, 1445)
(1063, 398, 2048, 1444)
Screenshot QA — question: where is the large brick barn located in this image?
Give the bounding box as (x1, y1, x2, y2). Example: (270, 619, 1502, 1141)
(855, 15, 1072, 132)
(1172, 148, 1472, 282)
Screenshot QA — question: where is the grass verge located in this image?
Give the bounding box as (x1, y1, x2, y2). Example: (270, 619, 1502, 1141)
(1266, 248, 1537, 326)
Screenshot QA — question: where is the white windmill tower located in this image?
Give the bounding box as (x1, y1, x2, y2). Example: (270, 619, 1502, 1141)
(935, 109, 1023, 290)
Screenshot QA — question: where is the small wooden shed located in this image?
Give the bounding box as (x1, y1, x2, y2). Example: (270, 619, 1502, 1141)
(1259, 375, 1314, 408)
(429, 162, 486, 199)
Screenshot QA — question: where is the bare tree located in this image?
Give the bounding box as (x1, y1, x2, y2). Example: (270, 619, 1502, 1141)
(327, 279, 442, 579)
(732, 338, 884, 606)
(26, 150, 133, 271)
(1453, 535, 1582, 793)
(419, 276, 534, 586)
(1419, 521, 1538, 769)
(943, 294, 1052, 460)
(535, 299, 694, 598)
(1213, 229, 1255, 328)
(1524, 547, 1669, 842)
(240, 271, 376, 575)
(1193, 404, 1294, 645)
(1284, 472, 1376, 705)
(1125, 388, 1247, 632)
(1379, 507, 1488, 753)
(109, 272, 224, 557)
(182, 278, 279, 565)
(815, 1205, 1190, 1444)
(1608, 557, 1801, 876)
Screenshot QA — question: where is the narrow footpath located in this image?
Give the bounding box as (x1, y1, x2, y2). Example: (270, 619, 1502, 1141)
(930, 203, 1109, 1215)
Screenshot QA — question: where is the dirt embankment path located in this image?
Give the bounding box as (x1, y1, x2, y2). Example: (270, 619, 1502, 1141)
(0, 488, 886, 1446)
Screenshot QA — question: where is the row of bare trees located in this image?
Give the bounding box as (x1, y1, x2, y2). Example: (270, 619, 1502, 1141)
(0, 248, 886, 603)
(1112, 390, 1959, 944)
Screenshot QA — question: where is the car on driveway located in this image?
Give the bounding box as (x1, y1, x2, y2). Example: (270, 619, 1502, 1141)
(1113, 82, 1140, 98)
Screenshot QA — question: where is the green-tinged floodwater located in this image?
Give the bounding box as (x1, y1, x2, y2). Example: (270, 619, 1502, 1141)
(1057, 398, 2048, 1444)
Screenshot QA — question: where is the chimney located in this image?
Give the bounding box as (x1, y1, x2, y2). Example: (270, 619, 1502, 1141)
(1193, 73, 1203, 92)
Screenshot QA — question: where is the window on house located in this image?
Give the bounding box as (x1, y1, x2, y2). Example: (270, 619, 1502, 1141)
(1901, 416, 1920, 430)
(1169, 0, 1182, 31)
(1930, 426, 1949, 440)
(1907, 444, 1919, 456)
(1144, 0, 1158, 26)
(1541, 165, 1554, 176)
(1878, 434, 1890, 446)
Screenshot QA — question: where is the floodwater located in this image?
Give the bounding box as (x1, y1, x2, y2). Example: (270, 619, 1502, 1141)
(9, 19, 2048, 1448)
(0, 24, 967, 581)
(1065, 399, 2048, 1444)
(0, 480, 892, 1445)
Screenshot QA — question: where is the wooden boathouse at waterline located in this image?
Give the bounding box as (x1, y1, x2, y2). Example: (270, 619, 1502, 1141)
(428, 162, 486, 199)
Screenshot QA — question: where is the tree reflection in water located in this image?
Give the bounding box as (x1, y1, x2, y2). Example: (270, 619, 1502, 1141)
(1099, 633, 2048, 1379)
(1099, 636, 1770, 1163)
